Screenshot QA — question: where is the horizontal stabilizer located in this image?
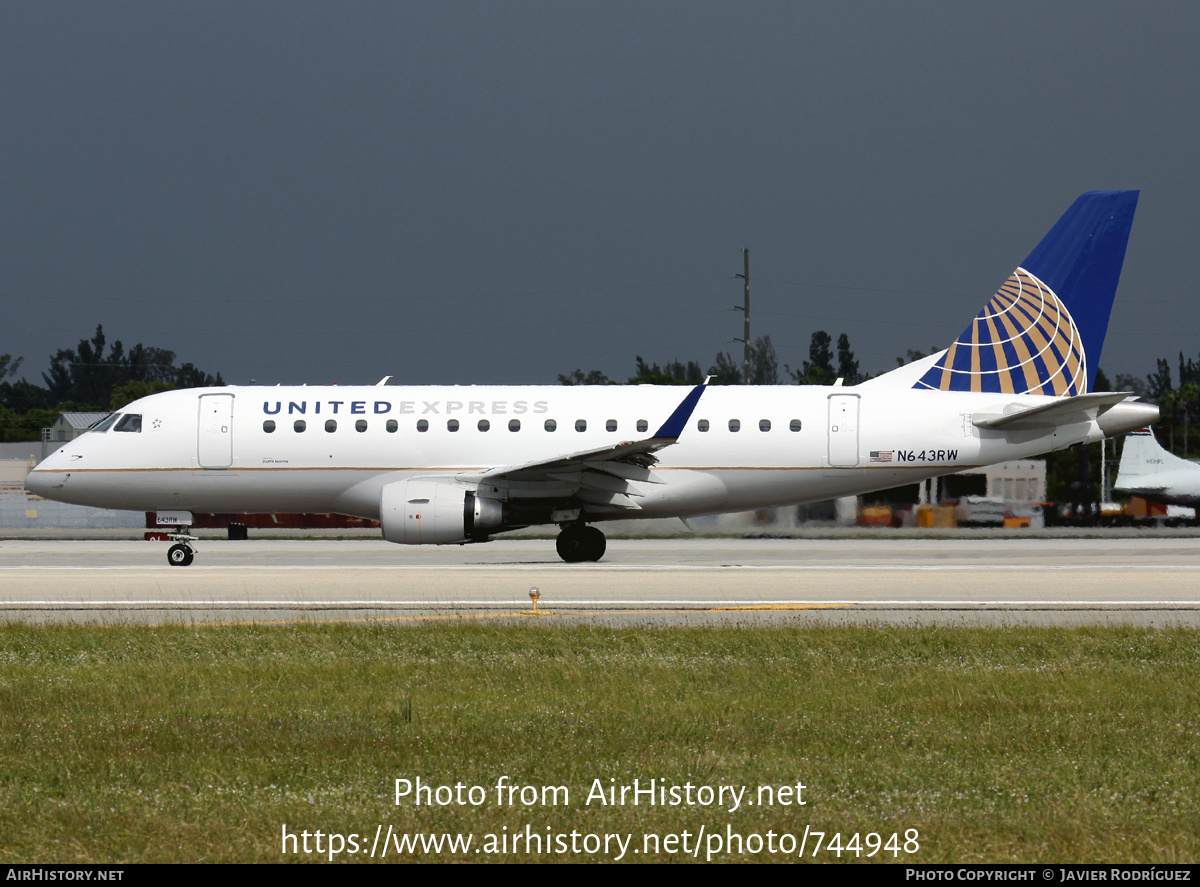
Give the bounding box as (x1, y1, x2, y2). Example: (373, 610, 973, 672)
(973, 392, 1133, 430)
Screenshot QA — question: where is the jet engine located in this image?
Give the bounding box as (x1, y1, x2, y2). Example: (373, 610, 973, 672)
(379, 479, 504, 544)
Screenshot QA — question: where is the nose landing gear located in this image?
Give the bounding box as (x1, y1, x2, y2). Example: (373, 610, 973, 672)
(555, 524, 607, 563)
(165, 526, 197, 566)
(167, 543, 194, 567)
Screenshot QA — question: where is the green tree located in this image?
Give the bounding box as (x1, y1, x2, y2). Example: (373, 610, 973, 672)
(0, 406, 59, 443)
(111, 379, 176, 410)
(786, 331, 835, 385)
(836, 333, 862, 385)
(0, 354, 53, 413)
(895, 347, 941, 367)
(750, 336, 779, 384)
(1114, 372, 1148, 399)
(1147, 358, 1173, 401)
(707, 336, 779, 385)
(706, 351, 741, 385)
(1179, 383, 1200, 458)
(557, 369, 612, 385)
(1146, 358, 1178, 452)
(628, 357, 704, 385)
(43, 325, 223, 409)
(0, 354, 21, 381)
(1178, 353, 1200, 453)
(0, 380, 52, 412)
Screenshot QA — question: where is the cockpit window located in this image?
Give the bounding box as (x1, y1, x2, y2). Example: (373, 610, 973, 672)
(114, 414, 142, 433)
(89, 414, 121, 433)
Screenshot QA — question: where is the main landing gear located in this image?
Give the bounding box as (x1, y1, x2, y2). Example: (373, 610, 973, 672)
(555, 524, 606, 563)
(166, 527, 197, 567)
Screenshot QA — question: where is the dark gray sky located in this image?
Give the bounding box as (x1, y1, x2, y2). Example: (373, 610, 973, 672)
(2, 2, 1196, 387)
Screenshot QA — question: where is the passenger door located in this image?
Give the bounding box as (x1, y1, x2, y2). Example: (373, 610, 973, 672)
(197, 394, 234, 469)
(827, 394, 860, 468)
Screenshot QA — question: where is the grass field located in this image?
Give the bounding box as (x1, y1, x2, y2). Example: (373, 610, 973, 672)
(0, 622, 1197, 863)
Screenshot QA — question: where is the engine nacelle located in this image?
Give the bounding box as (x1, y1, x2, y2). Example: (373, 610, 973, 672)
(379, 479, 504, 545)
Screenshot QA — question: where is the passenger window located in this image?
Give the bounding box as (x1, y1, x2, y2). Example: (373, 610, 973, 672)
(575, 419, 587, 432)
(509, 419, 520, 431)
(478, 419, 490, 432)
(544, 419, 557, 432)
(294, 420, 306, 432)
(413, 420, 424, 433)
(89, 414, 120, 433)
(263, 420, 276, 433)
(697, 419, 710, 432)
(355, 420, 367, 433)
(325, 419, 337, 432)
(606, 419, 617, 432)
(728, 419, 741, 432)
(790, 419, 802, 432)
(759, 419, 771, 432)
(637, 419, 648, 433)
(447, 419, 460, 432)
(114, 414, 142, 433)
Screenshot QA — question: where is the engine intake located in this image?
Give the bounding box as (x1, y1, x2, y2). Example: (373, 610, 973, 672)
(380, 480, 504, 545)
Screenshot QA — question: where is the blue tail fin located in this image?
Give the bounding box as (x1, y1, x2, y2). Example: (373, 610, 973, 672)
(914, 190, 1139, 395)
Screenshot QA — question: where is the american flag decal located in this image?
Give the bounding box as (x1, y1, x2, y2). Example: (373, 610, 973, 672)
(870, 450, 893, 463)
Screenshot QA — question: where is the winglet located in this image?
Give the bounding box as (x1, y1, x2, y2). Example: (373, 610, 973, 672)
(651, 382, 707, 441)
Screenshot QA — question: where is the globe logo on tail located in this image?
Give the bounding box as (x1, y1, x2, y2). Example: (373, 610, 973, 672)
(914, 268, 1086, 395)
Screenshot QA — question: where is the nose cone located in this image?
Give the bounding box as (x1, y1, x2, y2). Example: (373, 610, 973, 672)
(24, 468, 62, 499)
(25, 447, 76, 499)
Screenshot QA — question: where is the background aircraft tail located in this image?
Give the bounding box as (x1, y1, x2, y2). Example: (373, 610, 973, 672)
(1114, 427, 1192, 485)
(913, 190, 1139, 396)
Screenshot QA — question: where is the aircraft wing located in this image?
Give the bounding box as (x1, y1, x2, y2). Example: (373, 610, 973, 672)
(972, 392, 1135, 431)
(468, 382, 707, 510)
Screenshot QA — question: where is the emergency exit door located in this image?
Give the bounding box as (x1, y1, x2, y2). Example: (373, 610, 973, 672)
(827, 394, 860, 468)
(197, 394, 234, 469)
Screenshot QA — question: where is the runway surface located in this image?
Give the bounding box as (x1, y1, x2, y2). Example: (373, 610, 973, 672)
(2, 535, 1198, 626)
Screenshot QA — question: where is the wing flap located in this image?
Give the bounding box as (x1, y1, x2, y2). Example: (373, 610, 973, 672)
(546, 469, 649, 496)
(576, 489, 641, 509)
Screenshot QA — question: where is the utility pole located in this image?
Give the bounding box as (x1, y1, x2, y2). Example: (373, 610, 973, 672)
(735, 249, 750, 385)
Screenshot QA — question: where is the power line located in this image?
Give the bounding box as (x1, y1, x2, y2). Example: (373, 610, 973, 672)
(0, 277, 730, 307)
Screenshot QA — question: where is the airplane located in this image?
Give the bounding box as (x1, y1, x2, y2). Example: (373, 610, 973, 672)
(1114, 427, 1200, 502)
(25, 190, 1158, 566)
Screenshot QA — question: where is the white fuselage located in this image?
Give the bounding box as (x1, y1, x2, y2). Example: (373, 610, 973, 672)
(25, 379, 1154, 525)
